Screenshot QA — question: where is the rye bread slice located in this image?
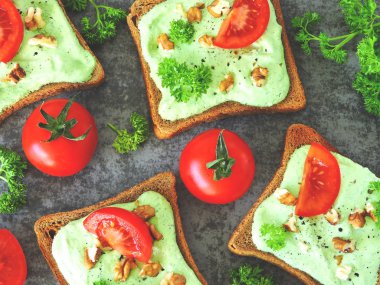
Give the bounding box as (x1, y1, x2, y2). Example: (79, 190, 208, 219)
(127, 0, 306, 139)
(228, 124, 338, 285)
(34, 172, 207, 285)
(0, 0, 105, 124)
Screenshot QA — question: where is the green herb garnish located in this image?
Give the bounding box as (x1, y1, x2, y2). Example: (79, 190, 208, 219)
(93, 281, 110, 285)
(292, 0, 380, 117)
(107, 112, 149, 154)
(369, 181, 380, 227)
(0, 147, 28, 214)
(230, 264, 274, 285)
(158, 58, 212, 102)
(63, 0, 126, 45)
(169, 19, 195, 44)
(260, 224, 287, 251)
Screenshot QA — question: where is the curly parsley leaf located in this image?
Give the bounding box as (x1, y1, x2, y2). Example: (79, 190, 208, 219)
(357, 36, 380, 75)
(339, 0, 377, 33)
(353, 73, 380, 116)
(158, 58, 212, 102)
(107, 112, 149, 155)
(260, 224, 287, 251)
(169, 20, 195, 44)
(64, 0, 88, 11)
(0, 147, 28, 214)
(93, 281, 110, 285)
(230, 265, 274, 285)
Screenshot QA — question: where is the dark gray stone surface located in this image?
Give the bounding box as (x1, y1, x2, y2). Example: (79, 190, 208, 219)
(0, 0, 379, 284)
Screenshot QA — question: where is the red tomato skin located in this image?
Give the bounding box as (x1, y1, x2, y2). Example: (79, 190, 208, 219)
(0, 229, 27, 285)
(83, 207, 153, 263)
(22, 99, 98, 177)
(180, 129, 255, 204)
(0, 0, 24, 63)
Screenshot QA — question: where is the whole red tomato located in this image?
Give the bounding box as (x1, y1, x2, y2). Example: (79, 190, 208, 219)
(180, 129, 255, 204)
(22, 98, 98, 177)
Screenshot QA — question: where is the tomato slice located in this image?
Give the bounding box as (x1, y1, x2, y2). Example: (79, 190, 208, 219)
(0, 229, 27, 285)
(213, 0, 270, 49)
(295, 143, 341, 217)
(0, 0, 24, 63)
(83, 207, 153, 263)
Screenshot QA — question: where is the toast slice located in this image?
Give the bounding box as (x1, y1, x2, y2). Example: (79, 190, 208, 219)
(228, 124, 337, 285)
(0, 0, 105, 124)
(34, 172, 207, 285)
(127, 0, 305, 139)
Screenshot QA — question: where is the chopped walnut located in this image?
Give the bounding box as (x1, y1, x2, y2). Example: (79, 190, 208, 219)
(325, 209, 341, 225)
(157, 34, 174, 50)
(334, 255, 343, 266)
(24, 7, 46, 31)
(207, 0, 230, 18)
(365, 203, 377, 222)
(84, 245, 102, 270)
(160, 272, 187, 285)
(187, 7, 202, 23)
(28, 34, 57, 48)
(336, 265, 352, 281)
(251, 67, 268, 87)
(274, 188, 297, 206)
(196, 2, 205, 9)
(2, 64, 26, 84)
(133, 205, 156, 220)
(348, 209, 366, 229)
(147, 222, 163, 241)
(219, 73, 234, 92)
(139, 261, 162, 278)
(332, 237, 355, 253)
(284, 215, 298, 233)
(198, 35, 214, 48)
(114, 257, 136, 282)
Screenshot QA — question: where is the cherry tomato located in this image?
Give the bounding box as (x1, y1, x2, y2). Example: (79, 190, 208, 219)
(22, 98, 98, 177)
(0, 0, 24, 63)
(180, 129, 255, 204)
(0, 229, 27, 285)
(295, 143, 341, 217)
(213, 0, 270, 49)
(83, 207, 153, 263)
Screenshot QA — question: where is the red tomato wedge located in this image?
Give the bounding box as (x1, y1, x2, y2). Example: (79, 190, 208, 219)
(295, 143, 341, 217)
(213, 0, 270, 49)
(0, 0, 24, 63)
(0, 229, 27, 285)
(83, 207, 153, 263)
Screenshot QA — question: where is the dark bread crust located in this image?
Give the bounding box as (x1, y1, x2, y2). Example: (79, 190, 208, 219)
(0, 0, 105, 124)
(127, 0, 306, 139)
(34, 172, 207, 285)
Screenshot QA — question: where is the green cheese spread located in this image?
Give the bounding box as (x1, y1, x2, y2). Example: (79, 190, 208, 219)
(52, 191, 201, 285)
(138, 0, 290, 121)
(252, 145, 380, 285)
(0, 0, 96, 114)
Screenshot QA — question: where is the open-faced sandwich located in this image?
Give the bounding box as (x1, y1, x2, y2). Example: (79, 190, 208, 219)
(0, 0, 104, 123)
(127, 0, 305, 139)
(229, 124, 380, 285)
(34, 172, 207, 285)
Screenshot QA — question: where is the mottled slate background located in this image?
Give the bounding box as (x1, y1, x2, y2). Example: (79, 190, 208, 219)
(0, 0, 379, 284)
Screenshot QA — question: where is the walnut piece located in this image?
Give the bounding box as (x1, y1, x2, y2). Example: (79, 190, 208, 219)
(84, 245, 102, 270)
(157, 34, 174, 50)
(187, 7, 202, 23)
(332, 237, 355, 253)
(160, 272, 187, 285)
(336, 265, 352, 281)
(284, 215, 298, 233)
(196, 2, 205, 9)
(207, 0, 230, 18)
(252, 67, 268, 87)
(198, 35, 214, 48)
(348, 209, 366, 229)
(2, 64, 26, 84)
(114, 257, 136, 282)
(133, 205, 156, 220)
(274, 188, 297, 206)
(24, 7, 45, 31)
(219, 73, 234, 92)
(147, 222, 163, 241)
(28, 34, 57, 48)
(334, 255, 343, 266)
(365, 203, 377, 222)
(325, 209, 341, 225)
(139, 261, 162, 277)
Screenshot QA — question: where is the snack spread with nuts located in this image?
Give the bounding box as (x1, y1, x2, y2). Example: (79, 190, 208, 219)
(0, 0, 96, 114)
(52, 191, 201, 285)
(252, 144, 380, 285)
(138, 0, 290, 121)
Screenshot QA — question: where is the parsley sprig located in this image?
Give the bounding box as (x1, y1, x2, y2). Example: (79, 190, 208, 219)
(292, 0, 380, 117)
(230, 265, 274, 285)
(260, 224, 287, 251)
(63, 0, 126, 45)
(169, 20, 195, 44)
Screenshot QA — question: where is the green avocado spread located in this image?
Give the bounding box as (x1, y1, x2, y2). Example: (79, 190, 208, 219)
(252, 145, 380, 285)
(0, 0, 96, 114)
(52, 191, 202, 285)
(138, 0, 290, 121)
